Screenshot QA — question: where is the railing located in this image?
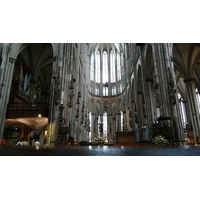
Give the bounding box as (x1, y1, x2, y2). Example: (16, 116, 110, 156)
(6, 102, 49, 118)
(7, 102, 49, 109)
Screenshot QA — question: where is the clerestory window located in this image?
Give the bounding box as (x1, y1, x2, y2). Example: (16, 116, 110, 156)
(90, 44, 124, 97)
(95, 50, 100, 83)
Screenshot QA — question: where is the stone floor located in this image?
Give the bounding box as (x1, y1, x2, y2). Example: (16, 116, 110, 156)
(1, 144, 200, 156)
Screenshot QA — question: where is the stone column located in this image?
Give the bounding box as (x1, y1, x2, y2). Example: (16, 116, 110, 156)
(108, 114, 112, 141)
(164, 43, 184, 142)
(99, 113, 103, 137)
(130, 101, 136, 132)
(145, 78, 155, 141)
(47, 57, 60, 146)
(117, 112, 121, 131)
(90, 113, 95, 142)
(0, 56, 16, 140)
(123, 110, 126, 131)
(112, 117, 116, 143)
(184, 78, 200, 143)
(95, 115, 99, 138)
(151, 43, 184, 143)
(137, 91, 144, 142)
(152, 44, 171, 117)
(29, 79, 37, 101)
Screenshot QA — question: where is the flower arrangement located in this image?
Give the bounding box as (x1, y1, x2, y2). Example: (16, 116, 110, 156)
(152, 135, 168, 146)
(93, 138, 105, 145)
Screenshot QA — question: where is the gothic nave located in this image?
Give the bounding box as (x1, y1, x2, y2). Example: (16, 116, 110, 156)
(1, 43, 200, 153)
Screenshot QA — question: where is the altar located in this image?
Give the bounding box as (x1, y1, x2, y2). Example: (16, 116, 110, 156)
(116, 131, 135, 143)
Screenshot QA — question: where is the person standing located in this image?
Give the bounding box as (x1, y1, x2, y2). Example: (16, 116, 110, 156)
(35, 140, 40, 146)
(16, 141, 23, 146)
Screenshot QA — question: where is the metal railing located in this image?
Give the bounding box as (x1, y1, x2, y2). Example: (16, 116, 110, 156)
(8, 102, 49, 109)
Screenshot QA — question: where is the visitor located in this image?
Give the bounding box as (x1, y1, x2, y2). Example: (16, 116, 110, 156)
(0, 140, 7, 146)
(35, 140, 40, 146)
(16, 141, 23, 146)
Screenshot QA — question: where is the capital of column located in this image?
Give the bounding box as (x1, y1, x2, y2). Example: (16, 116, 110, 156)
(9, 58, 16, 63)
(53, 56, 57, 62)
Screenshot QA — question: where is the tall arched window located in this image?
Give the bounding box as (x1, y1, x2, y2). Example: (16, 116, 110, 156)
(112, 86, 116, 95)
(90, 54, 94, 81)
(178, 93, 187, 128)
(118, 83, 122, 93)
(90, 44, 124, 97)
(103, 86, 108, 96)
(95, 50, 100, 83)
(95, 86, 100, 96)
(98, 116, 101, 137)
(89, 112, 92, 142)
(110, 50, 115, 83)
(195, 88, 200, 113)
(103, 111, 107, 137)
(103, 50, 108, 83)
(121, 52, 124, 77)
(117, 52, 121, 81)
(120, 110, 124, 131)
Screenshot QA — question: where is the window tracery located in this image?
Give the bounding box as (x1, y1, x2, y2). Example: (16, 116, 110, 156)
(95, 50, 100, 83)
(90, 44, 124, 97)
(178, 93, 187, 128)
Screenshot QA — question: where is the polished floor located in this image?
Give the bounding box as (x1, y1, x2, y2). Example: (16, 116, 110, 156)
(1, 145, 200, 156)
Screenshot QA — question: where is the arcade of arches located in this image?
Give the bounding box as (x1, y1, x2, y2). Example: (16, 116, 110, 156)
(1, 43, 200, 146)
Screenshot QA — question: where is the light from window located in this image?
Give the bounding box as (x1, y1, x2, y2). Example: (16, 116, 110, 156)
(95, 51, 100, 83)
(121, 53, 125, 77)
(103, 112, 107, 137)
(103, 50, 108, 83)
(89, 112, 92, 142)
(195, 88, 200, 113)
(112, 86, 116, 95)
(103, 86, 108, 96)
(90, 54, 94, 81)
(98, 117, 101, 137)
(178, 93, 187, 128)
(120, 110, 123, 131)
(118, 84, 122, 93)
(95, 86, 99, 96)
(117, 52, 121, 80)
(110, 50, 116, 83)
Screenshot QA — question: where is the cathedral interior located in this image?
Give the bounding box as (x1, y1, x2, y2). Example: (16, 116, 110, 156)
(1, 43, 200, 151)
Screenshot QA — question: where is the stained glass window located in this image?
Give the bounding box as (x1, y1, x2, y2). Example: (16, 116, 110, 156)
(103, 50, 108, 83)
(110, 50, 115, 83)
(95, 50, 100, 83)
